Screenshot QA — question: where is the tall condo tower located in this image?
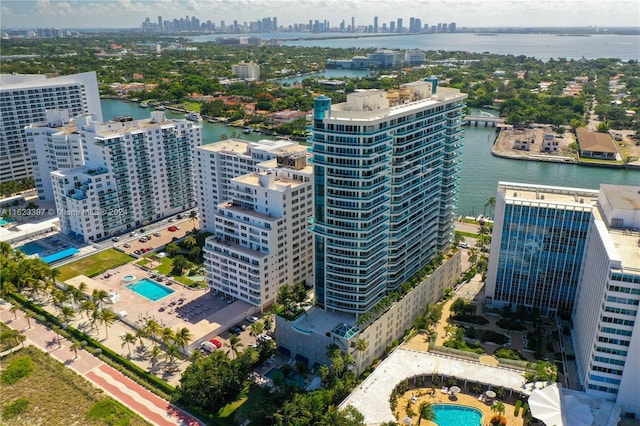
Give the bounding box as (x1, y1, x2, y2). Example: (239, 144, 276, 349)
(310, 79, 466, 317)
(0, 72, 102, 183)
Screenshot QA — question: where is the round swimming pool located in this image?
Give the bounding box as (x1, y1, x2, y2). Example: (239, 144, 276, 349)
(433, 404, 482, 426)
(121, 275, 136, 282)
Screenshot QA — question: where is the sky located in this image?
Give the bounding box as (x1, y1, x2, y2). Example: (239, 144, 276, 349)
(1, 0, 639, 30)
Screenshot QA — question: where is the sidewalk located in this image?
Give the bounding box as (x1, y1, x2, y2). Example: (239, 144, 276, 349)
(0, 301, 203, 426)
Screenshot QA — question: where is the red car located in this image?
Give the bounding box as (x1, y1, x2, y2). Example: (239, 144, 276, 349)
(209, 339, 222, 349)
(168, 226, 178, 232)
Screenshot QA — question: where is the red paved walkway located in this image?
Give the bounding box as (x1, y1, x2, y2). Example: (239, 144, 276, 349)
(0, 304, 203, 426)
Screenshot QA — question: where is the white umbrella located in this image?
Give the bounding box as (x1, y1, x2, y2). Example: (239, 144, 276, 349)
(529, 385, 562, 426)
(450, 386, 461, 395)
(403, 417, 413, 425)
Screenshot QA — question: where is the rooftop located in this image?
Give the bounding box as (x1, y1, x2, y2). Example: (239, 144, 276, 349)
(576, 128, 618, 154)
(197, 138, 298, 155)
(499, 181, 599, 208)
(340, 347, 527, 425)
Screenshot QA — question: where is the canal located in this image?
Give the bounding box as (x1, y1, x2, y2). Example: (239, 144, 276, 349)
(101, 99, 638, 218)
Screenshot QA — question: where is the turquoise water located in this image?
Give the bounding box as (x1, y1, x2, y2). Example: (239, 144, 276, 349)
(265, 367, 306, 387)
(0, 218, 16, 225)
(19, 242, 46, 256)
(125, 278, 175, 301)
(433, 404, 482, 426)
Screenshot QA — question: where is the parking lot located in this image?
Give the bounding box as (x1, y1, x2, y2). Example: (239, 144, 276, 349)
(114, 217, 198, 256)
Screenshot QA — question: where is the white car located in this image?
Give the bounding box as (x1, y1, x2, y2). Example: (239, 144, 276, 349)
(246, 316, 259, 323)
(458, 242, 469, 249)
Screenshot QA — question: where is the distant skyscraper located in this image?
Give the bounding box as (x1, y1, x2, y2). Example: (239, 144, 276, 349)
(397, 18, 403, 33)
(450, 22, 457, 32)
(351, 17, 355, 32)
(0, 71, 102, 184)
(374, 16, 379, 33)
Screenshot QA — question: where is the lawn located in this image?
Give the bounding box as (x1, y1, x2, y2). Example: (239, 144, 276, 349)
(0, 346, 150, 426)
(141, 255, 201, 288)
(55, 248, 134, 282)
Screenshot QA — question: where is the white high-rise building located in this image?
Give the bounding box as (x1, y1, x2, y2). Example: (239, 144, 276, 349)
(25, 111, 90, 202)
(51, 111, 201, 242)
(194, 139, 299, 232)
(572, 184, 640, 417)
(231, 61, 260, 80)
(202, 148, 313, 307)
(0, 72, 102, 183)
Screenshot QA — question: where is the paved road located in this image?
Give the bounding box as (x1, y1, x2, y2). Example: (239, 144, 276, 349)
(0, 301, 203, 426)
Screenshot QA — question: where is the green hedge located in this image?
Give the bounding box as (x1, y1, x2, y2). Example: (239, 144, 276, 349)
(8, 293, 175, 399)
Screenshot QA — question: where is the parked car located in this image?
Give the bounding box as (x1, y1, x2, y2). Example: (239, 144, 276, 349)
(139, 237, 148, 243)
(168, 226, 177, 232)
(139, 228, 146, 233)
(123, 243, 131, 248)
(176, 214, 183, 219)
(229, 326, 241, 334)
(168, 218, 176, 223)
(200, 341, 217, 354)
(246, 316, 259, 323)
(111, 237, 120, 242)
(458, 242, 469, 249)
(209, 339, 222, 349)
(153, 232, 161, 237)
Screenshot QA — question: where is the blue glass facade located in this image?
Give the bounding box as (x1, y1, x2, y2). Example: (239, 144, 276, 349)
(310, 85, 466, 316)
(493, 203, 591, 316)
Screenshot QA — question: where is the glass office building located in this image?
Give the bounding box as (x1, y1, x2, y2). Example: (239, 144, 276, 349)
(485, 183, 598, 317)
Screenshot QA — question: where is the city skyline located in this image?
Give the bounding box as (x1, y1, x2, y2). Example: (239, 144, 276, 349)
(2, 0, 639, 30)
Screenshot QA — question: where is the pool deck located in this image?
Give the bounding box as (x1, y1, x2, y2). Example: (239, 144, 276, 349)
(64, 262, 252, 355)
(340, 347, 527, 425)
(395, 388, 524, 426)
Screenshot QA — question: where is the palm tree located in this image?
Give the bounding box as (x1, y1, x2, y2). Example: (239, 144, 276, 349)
(120, 332, 136, 356)
(143, 319, 162, 344)
(189, 246, 201, 261)
(135, 328, 148, 349)
(148, 344, 162, 366)
(263, 311, 274, 334)
(79, 300, 95, 319)
(6, 329, 26, 348)
(24, 311, 34, 329)
(59, 305, 76, 328)
(9, 303, 18, 320)
(91, 289, 110, 310)
(160, 326, 175, 347)
(99, 309, 117, 338)
(485, 196, 496, 218)
(173, 327, 193, 354)
(166, 242, 180, 256)
(184, 235, 196, 249)
(70, 341, 82, 359)
(188, 210, 198, 230)
(419, 402, 436, 425)
(491, 401, 506, 416)
(225, 333, 244, 359)
(164, 344, 181, 371)
(355, 338, 368, 377)
(249, 321, 264, 344)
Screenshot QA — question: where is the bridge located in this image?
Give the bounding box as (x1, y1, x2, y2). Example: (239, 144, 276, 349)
(465, 115, 506, 127)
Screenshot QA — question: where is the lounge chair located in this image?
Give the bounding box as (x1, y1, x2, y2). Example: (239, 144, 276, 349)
(441, 387, 449, 394)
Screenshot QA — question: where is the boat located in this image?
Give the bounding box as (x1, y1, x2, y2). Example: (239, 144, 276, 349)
(242, 127, 253, 134)
(139, 102, 148, 108)
(185, 112, 202, 122)
(155, 105, 165, 111)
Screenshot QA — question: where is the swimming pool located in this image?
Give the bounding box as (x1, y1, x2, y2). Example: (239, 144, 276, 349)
(265, 366, 306, 388)
(125, 278, 175, 301)
(19, 242, 46, 256)
(433, 404, 482, 426)
(0, 218, 16, 226)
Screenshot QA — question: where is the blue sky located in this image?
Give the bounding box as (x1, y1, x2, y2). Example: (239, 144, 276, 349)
(2, 0, 639, 29)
